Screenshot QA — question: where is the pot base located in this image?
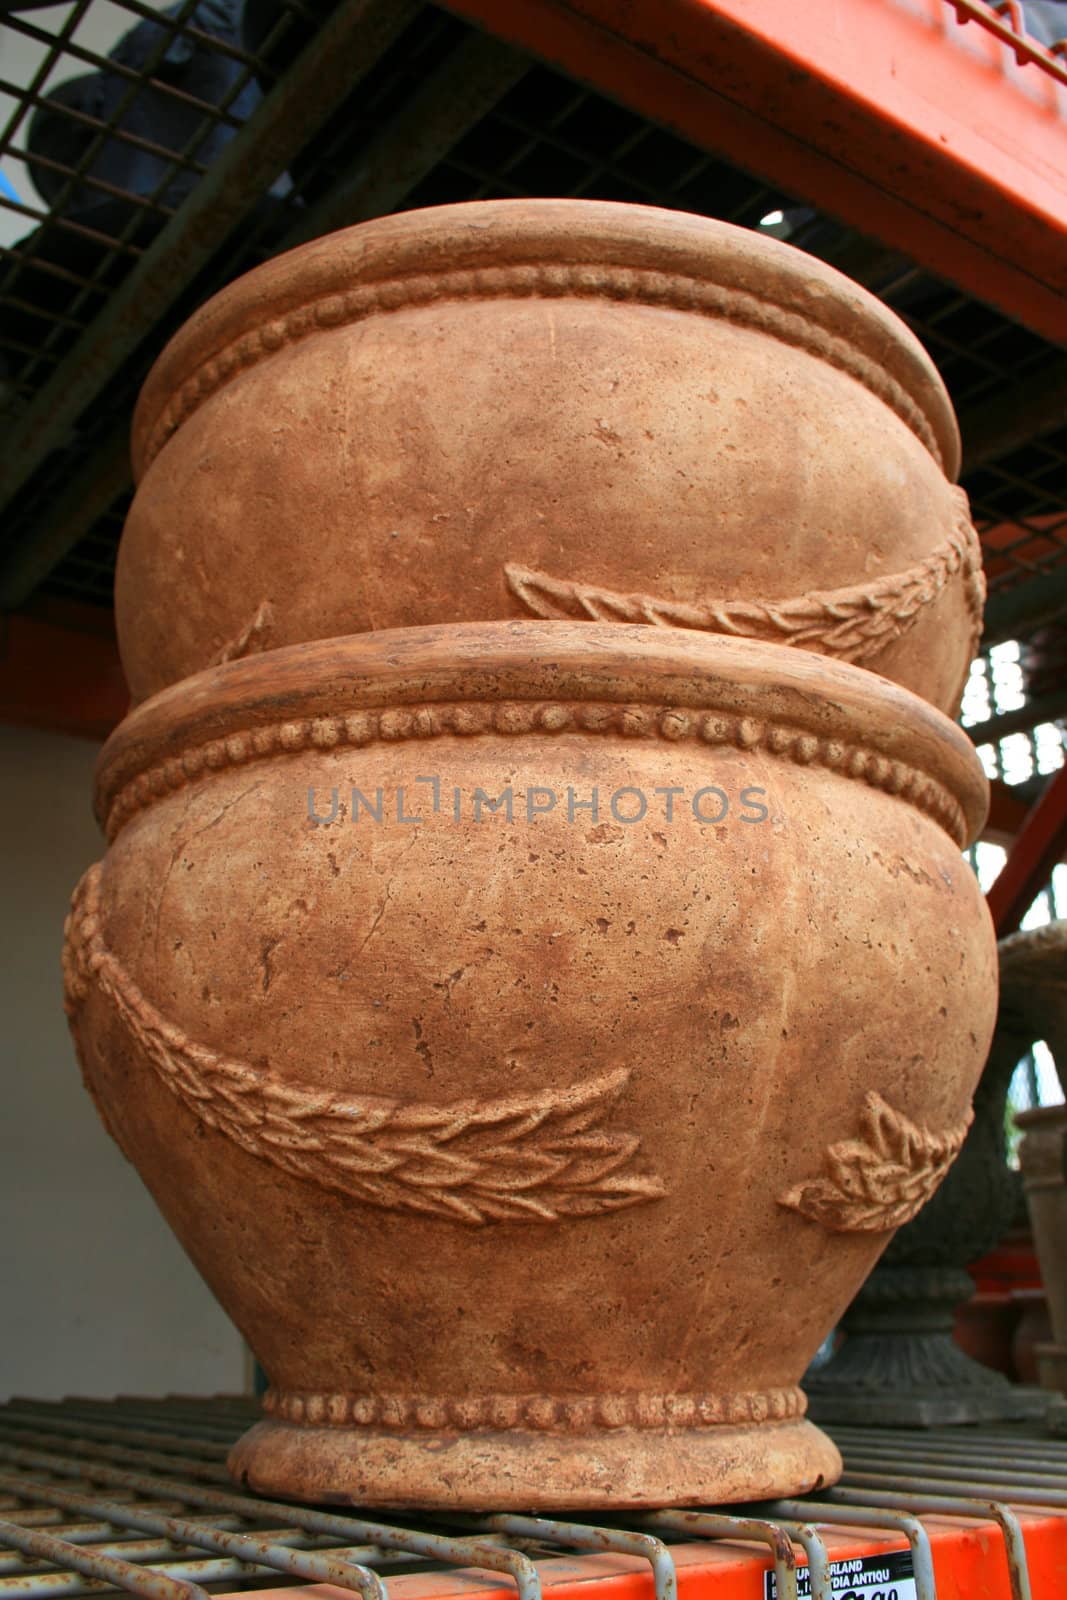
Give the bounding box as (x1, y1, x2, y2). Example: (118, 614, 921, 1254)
(227, 1415, 842, 1510)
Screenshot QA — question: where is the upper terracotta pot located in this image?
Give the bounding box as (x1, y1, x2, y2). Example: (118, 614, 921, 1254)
(65, 621, 996, 1509)
(117, 200, 982, 709)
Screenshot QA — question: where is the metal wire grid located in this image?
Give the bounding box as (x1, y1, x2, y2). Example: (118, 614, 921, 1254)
(0, 1, 1064, 627)
(0, 0, 474, 605)
(0, 0, 473, 393)
(0, 0, 294, 388)
(0, 1397, 1065, 1600)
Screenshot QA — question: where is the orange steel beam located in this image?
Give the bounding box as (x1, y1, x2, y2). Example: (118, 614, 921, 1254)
(439, 0, 1067, 341)
(987, 762, 1067, 932)
(986, 776, 1031, 842)
(231, 1511, 1067, 1600)
(981, 779, 1067, 860)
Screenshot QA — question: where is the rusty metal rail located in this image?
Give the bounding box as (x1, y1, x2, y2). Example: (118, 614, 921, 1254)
(0, 1397, 1064, 1600)
(949, 0, 1067, 82)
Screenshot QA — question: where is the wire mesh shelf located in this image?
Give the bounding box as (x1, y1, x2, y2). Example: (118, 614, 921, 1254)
(0, 1396, 1065, 1600)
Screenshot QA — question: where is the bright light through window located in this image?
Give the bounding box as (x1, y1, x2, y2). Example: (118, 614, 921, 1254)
(988, 639, 1026, 712)
(972, 840, 1007, 891)
(1035, 721, 1064, 775)
(961, 640, 1064, 786)
(1031, 1043, 1063, 1107)
(961, 655, 992, 726)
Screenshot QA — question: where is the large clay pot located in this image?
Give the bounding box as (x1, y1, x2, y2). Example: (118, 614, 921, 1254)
(116, 200, 982, 709)
(64, 623, 995, 1508)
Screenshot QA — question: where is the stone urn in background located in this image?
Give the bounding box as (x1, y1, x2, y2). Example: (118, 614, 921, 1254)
(1013, 1288, 1055, 1386)
(1009, 920, 1067, 1395)
(999, 920, 1067, 1091)
(803, 922, 1046, 1425)
(115, 199, 982, 710)
(1018, 1111, 1067, 1394)
(64, 624, 996, 1508)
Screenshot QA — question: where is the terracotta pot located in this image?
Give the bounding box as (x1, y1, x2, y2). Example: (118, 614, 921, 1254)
(64, 623, 995, 1508)
(116, 200, 982, 710)
(1017, 1105, 1067, 1351)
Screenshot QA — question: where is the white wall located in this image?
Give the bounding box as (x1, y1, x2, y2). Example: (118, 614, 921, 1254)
(0, 722, 245, 1400)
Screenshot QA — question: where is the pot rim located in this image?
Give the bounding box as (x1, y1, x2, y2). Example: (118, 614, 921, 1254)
(95, 620, 988, 847)
(999, 920, 1067, 965)
(129, 197, 961, 482)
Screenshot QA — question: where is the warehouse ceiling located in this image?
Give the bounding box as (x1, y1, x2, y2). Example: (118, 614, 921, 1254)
(0, 0, 1064, 667)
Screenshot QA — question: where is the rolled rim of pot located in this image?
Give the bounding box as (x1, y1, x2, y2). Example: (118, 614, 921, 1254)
(999, 918, 1067, 975)
(128, 198, 962, 482)
(94, 620, 988, 848)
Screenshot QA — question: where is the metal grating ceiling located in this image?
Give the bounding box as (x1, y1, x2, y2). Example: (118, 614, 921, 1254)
(0, 0, 1064, 644)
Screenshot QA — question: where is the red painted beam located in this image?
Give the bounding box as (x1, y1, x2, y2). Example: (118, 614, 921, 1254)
(441, 0, 1067, 341)
(987, 763, 1067, 933)
(0, 610, 128, 742)
(985, 776, 1031, 843)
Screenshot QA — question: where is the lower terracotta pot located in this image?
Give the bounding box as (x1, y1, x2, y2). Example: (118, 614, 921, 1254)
(64, 622, 995, 1508)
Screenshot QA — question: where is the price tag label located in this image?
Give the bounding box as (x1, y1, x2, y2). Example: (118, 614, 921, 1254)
(764, 1547, 917, 1599)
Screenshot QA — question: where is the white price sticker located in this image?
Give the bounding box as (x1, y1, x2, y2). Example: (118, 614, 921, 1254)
(764, 1547, 917, 1599)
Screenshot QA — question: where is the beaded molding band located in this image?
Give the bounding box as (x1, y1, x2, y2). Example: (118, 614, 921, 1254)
(139, 262, 946, 473)
(261, 1383, 807, 1431)
(100, 699, 969, 848)
(97, 700, 966, 851)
